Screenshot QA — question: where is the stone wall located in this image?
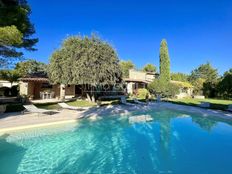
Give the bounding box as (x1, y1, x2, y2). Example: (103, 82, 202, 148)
(129, 69, 146, 80)
(65, 85, 75, 98)
(145, 74, 155, 82)
(19, 82, 28, 95)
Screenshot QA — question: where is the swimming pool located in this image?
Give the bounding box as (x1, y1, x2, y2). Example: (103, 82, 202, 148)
(1, 108, 232, 174)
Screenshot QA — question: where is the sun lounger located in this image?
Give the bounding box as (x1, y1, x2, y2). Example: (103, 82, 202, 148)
(23, 104, 59, 115)
(198, 102, 210, 108)
(58, 102, 88, 110)
(133, 98, 147, 105)
(120, 96, 135, 106)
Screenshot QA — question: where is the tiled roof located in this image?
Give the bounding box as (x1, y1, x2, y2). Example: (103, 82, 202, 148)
(18, 71, 49, 82)
(19, 77, 49, 82)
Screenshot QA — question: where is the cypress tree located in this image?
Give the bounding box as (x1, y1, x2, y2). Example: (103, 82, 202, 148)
(159, 39, 170, 83)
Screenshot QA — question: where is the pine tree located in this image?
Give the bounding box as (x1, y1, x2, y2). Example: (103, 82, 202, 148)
(159, 39, 170, 83)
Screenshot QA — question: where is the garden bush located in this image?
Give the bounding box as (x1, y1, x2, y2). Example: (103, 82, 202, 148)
(137, 88, 150, 99)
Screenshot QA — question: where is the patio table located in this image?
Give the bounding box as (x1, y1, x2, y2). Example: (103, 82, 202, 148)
(40, 92, 54, 99)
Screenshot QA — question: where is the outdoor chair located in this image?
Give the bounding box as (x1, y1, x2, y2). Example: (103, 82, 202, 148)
(133, 98, 147, 105)
(120, 96, 135, 106)
(198, 102, 210, 108)
(58, 102, 88, 111)
(23, 104, 59, 115)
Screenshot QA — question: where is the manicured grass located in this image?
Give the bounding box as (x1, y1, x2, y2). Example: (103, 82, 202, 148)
(168, 98, 232, 111)
(35, 103, 61, 110)
(66, 100, 97, 107)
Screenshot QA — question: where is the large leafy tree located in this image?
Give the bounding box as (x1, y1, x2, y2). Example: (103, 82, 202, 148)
(14, 59, 47, 77)
(119, 60, 135, 78)
(159, 39, 170, 83)
(189, 62, 219, 97)
(188, 62, 218, 83)
(142, 63, 156, 73)
(217, 68, 232, 99)
(191, 78, 205, 95)
(48, 35, 122, 101)
(0, 0, 38, 67)
(0, 69, 19, 87)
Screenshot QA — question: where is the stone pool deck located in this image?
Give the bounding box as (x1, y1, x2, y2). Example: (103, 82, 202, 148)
(0, 102, 232, 134)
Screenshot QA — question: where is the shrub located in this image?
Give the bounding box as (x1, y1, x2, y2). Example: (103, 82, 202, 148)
(166, 83, 179, 98)
(148, 79, 179, 98)
(137, 88, 149, 99)
(4, 104, 24, 113)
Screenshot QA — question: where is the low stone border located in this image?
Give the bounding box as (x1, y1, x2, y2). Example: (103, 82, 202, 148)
(0, 120, 77, 135)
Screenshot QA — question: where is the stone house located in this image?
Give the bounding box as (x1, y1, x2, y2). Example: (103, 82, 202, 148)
(124, 69, 193, 98)
(19, 72, 76, 100)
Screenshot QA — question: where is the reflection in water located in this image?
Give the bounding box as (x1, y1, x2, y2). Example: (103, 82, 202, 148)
(159, 116, 171, 172)
(0, 134, 26, 174)
(192, 116, 217, 131)
(0, 109, 232, 173)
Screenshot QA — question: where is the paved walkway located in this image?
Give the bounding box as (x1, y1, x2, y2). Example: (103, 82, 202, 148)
(0, 110, 84, 133)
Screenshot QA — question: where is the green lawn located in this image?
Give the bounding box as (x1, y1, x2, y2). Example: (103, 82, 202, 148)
(168, 98, 232, 111)
(66, 100, 97, 107)
(4, 98, 230, 113)
(35, 103, 61, 110)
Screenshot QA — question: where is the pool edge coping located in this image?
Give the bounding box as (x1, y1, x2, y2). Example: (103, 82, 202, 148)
(1, 102, 232, 134)
(0, 119, 77, 135)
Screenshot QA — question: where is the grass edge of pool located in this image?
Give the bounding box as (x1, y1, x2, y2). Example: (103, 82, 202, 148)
(167, 98, 232, 111)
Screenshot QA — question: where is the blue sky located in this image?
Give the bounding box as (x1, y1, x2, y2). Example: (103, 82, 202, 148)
(25, 0, 232, 75)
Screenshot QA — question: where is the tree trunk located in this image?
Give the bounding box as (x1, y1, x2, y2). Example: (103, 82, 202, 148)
(86, 92, 96, 103)
(91, 95, 95, 103)
(86, 93, 91, 102)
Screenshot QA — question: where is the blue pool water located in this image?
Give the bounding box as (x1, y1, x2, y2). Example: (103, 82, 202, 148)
(1, 108, 232, 174)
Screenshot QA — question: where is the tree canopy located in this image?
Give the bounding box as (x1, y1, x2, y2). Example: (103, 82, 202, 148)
(48, 35, 122, 86)
(119, 60, 135, 78)
(0, 0, 38, 67)
(217, 68, 232, 99)
(14, 59, 47, 77)
(0, 69, 19, 85)
(188, 62, 219, 98)
(159, 39, 170, 83)
(0, 25, 23, 46)
(142, 63, 156, 73)
(191, 78, 205, 95)
(189, 62, 218, 83)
